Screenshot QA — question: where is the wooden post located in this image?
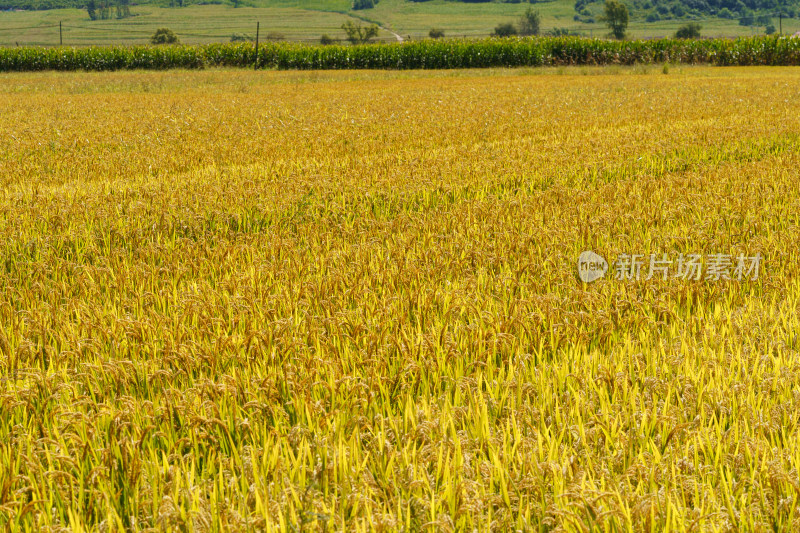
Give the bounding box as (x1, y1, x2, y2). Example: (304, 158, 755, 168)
(254, 22, 259, 69)
(59, 21, 62, 46)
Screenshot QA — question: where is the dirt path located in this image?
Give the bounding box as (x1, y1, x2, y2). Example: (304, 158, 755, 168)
(333, 11, 405, 43)
(382, 26, 403, 42)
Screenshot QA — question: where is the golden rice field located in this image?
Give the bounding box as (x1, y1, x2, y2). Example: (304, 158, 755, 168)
(1, 66, 800, 532)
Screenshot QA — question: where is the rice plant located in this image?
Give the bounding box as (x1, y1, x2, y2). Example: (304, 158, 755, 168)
(0, 66, 799, 531)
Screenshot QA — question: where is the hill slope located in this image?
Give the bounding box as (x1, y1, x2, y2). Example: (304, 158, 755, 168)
(0, 0, 797, 46)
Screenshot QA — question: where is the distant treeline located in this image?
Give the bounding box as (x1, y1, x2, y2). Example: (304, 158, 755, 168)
(573, 0, 798, 24)
(0, 0, 212, 9)
(1, 36, 799, 70)
(0, 0, 79, 8)
(0, 0, 115, 9)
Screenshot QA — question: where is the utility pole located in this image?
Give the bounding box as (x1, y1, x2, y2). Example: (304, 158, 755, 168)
(779, 11, 782, 34)
(59, 21, 62, 46)
(254, 22, 259, 70)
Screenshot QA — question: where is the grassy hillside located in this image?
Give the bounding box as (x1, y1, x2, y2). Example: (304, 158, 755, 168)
(0, 6, 362, 46)
(0, 0, 798, 47)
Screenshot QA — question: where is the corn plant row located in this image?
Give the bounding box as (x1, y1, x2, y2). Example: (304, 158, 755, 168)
(1, 35, 800, 71)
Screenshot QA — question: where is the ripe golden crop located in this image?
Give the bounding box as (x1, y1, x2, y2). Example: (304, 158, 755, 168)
(0, 67, 799, 531)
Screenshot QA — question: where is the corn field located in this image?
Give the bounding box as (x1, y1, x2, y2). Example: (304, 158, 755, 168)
(0, 66, 800, 531)
(1, 36, 800, 72)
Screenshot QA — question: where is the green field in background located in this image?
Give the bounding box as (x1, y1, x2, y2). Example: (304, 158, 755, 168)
(0, 0, 797, 48)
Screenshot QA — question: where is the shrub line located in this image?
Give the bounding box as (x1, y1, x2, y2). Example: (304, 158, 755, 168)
(1, 35, 799, 71)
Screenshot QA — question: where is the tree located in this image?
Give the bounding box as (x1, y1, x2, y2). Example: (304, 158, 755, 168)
(98, 0, 109, 20)
(718, 8, 733, 19)
(341, 21, 379, 44)
(602, 0, 629, 39)
(518, 7, 541, 35)
(86, 0, 97, 20)
(675, 22, 701, 38)
(429, 28, 445, 38)
(492, 22, 518, 36)
(116, 0, 131, 19)
(320, 34, 338, 44)
(151, 28, 179, 44)
(756, 14, 772, 25)
(352, 0, 376, 9)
